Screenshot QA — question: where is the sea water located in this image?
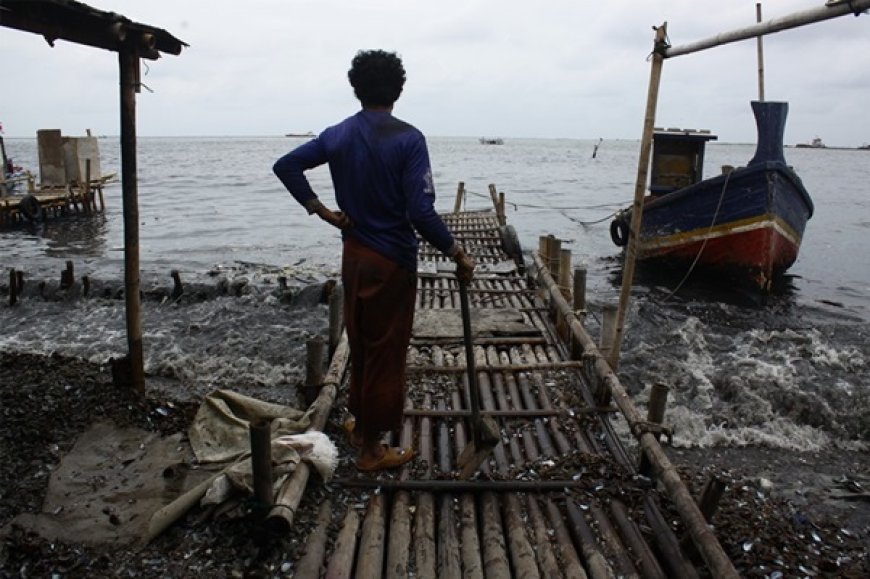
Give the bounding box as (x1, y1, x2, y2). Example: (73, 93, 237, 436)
(1, 135, 867, 449)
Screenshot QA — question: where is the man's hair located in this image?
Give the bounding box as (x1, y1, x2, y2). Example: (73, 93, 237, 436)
(348, 50, 406, 107)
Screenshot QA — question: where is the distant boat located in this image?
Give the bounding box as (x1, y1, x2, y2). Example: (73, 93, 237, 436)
(285, 131, 315, 138)
(859, 143, 870, 150)
(479, 137, 504, 145)
(795, 136, 825, 148)
(609, 101, 813, 293)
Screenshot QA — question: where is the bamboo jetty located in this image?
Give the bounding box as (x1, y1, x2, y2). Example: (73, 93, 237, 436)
(276, 182, 740, 578)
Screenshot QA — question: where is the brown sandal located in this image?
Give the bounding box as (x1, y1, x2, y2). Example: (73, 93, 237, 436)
(343, 417, 363, 449)
(355, 445, 415, 472)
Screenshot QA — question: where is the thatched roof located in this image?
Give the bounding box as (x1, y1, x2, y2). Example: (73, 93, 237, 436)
(0, 0, 187, 59)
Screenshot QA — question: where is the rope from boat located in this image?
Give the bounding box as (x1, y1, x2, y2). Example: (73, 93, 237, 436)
(659, 169, 733, 303)
(462, 187, 627, 226)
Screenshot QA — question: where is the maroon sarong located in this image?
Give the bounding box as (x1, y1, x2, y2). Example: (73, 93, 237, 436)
(342, 236, 417, 436)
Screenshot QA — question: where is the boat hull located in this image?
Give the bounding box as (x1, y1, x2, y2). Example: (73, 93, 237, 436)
(630, 162, 813, 290)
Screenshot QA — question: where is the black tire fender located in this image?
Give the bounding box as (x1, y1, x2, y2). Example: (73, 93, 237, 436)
(610, 217, 629, 247)
(19, 194, 44, 222)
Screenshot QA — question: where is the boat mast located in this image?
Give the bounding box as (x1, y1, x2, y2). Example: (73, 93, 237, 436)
(756, 2, 765, 101)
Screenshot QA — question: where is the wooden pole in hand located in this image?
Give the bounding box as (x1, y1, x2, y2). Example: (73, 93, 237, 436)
(611, 23, 668, 371)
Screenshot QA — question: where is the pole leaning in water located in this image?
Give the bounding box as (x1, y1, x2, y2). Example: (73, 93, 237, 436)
(610, 23, 668, 370)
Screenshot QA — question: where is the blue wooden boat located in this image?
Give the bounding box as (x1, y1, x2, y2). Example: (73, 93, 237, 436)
(610, 101, 814, 292)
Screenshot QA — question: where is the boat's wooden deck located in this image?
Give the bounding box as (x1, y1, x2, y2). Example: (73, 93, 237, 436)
(290, 209, 735, 578)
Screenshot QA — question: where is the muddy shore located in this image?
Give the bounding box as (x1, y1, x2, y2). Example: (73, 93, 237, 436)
(0, 352, 867, 577)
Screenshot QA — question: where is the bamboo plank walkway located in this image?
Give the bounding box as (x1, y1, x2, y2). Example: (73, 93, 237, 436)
(298, 208, 739, 578)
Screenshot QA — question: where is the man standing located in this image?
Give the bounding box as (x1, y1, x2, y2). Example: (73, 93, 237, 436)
(274, 50, 475, 471)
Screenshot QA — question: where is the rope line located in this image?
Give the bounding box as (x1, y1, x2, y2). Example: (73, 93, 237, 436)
(461, 188, 629, 226)
(659, 170, 732, 303)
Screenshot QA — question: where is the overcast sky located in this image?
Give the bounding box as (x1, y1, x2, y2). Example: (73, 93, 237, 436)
(2, 0, 869, 145)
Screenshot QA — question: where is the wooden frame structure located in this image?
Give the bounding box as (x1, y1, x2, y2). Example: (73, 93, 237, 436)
(1, 0, 187, 393)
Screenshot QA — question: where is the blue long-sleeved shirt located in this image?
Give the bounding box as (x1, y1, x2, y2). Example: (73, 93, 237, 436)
(273, 110, 455, 272)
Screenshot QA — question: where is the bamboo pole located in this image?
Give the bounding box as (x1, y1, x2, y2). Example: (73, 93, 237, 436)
(640, 382, 669, 475)
(665, 0, 870, 59)
(386, 399, 415, 579)
(450, 390, 485, 579)
(644, 496, 699, 579)
(609, 500, 666, 579)
(436, 400, 462, 578)
(611, 24, 668, 372)
(544, 499, 588, 579)
(304, 336, 325, 406)
(294, 500, 333, 577)
(119, 47, 145, 394)
(589, 505, 639, 578)
(355, 494, 386, 579)
(488, 183, 499, 212)
(325, 507, 360, 579)
(532, 251, 739, 578)
(84, 159, 92, 212)
(481, 492, 512, 579)
(413, 392, 437, 579)
(565, 500, 616, 579)
(266, 333, 348, 532)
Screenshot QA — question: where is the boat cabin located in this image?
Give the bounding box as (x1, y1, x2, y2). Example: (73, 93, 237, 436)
(649, 128, 718, 196)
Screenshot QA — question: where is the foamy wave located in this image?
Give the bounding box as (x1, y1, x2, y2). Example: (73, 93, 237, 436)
(625, 314, 868, 450)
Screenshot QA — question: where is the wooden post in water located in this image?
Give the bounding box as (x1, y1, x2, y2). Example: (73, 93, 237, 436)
(497, 191, 506, 225)
(573, 266, 587, 313)
(8, 268, 17, 307)
(597, 303, 618, 405)
(84, 159, 92, 212)
(119, 47, 145, 394)
(488, 183, 499, 212)
(453, 181, 465, 213)
(611, 23, 668, 371)
(640, 382, 669, 475)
